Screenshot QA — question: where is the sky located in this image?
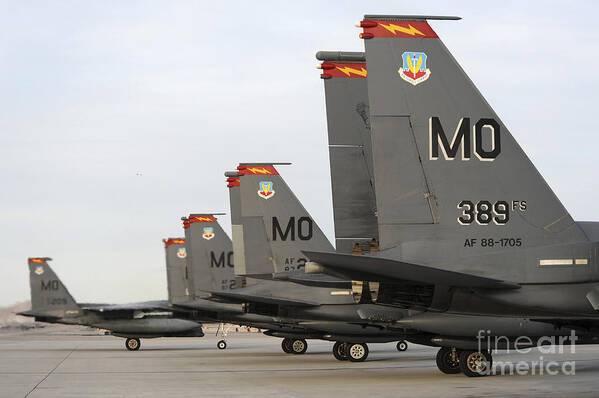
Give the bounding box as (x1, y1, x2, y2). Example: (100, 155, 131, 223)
(1, 1, 599, 306)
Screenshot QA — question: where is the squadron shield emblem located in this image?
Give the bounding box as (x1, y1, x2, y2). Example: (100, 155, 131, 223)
(258, 181, 275, 200)
(34, 266, 44, 275)
(176, 248, 187, 258)
(399, 51, 431, 86)
(202, 227, 214, 240)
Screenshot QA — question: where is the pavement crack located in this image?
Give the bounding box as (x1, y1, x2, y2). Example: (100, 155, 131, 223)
(24, 344, 78, 398)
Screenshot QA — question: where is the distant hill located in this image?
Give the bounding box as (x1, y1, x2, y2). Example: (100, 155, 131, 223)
(0, 301, 34, 327)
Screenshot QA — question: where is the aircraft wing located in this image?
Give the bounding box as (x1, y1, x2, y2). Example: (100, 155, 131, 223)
(303, 251, 520, 290)
(207, 290, 321, 307)
(81, 300, 172, 312)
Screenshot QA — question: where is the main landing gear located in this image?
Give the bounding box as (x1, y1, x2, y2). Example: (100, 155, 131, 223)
(125, 338, 141, 351)
(396, 340, 408, 352)
(435, 347, 493, 377)
(216, 323, 230, 349)
(332, 342, 348, 361)
(345, 342, 369, 362)
(332, 342, 370, 362)
(281, 338, 308, 354)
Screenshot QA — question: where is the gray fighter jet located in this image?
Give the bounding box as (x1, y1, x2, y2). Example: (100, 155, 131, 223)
(302, 15, 599, 376)
(18, 256, 204, 351)
(171, 213, 351, 351)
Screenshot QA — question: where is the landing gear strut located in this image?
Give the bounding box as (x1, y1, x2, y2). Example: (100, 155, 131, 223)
(332, 341, 348, 361)
(345, 342, 369, 362)
(459, 350, 493, 377)
(396, 340, 408, 352)
(125, 338, 140, 351)
(215, 323, 230, 349)
(435, 347, 461, 374)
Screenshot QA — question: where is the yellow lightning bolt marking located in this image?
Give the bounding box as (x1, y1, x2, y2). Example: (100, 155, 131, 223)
(248, 167, 271, 174)
(193, 217, 212, 222)
(380, 23, 424, 36)
(335, 66, 367, 77)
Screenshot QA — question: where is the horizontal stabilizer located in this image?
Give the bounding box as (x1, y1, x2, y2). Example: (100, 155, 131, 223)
(81, 300, 171, 312)
(173, 298, 244, 314)
(303, 251, 520, 290)
(273, 272, 352, 289)
(207, 290, 321, 307)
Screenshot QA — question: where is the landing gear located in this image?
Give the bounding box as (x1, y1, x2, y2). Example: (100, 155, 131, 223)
(459, 350, 493, 377)
(215, 323, 230, 350)
(281, 338, 293, 354)
(125, 338, 140, 351)
(436, 347, 461, 374)
(290, 338, 308, 354)
(332, 341, 348, 361)
(345, 342, 369, 362)
(396, 340, 408, 352)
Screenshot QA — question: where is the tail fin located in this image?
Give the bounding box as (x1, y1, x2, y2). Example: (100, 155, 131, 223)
(27, 258, 79, 316)
(163, 238, 189, 304)
(316, 50, 379, 254)
(358, 15, 586, 258)
(234, 164, 334, 275)
(182, 214, 237, 297)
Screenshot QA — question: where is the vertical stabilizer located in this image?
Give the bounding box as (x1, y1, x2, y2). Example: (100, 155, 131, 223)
(236, 164, 334, 274)
(358, 15, 586, 261)
(163, 238, 189, 304)
(182, 214, 237, 297)
(316, 51, 379, 254)
(27, 258, 79, 316)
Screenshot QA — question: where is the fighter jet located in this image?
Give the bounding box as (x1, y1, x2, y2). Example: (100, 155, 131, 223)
(301, 15, 599, 376)
(211, 165, 422, 361)
(170, 213, 345, 351)
(18, 256, 204, 351)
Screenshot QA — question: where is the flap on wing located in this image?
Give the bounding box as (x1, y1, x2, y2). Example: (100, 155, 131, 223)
(207, 290, 321, 307)
(302, 251, 520, 290)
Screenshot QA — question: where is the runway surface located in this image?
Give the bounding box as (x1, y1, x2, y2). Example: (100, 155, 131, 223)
(1, 329, 599, 397)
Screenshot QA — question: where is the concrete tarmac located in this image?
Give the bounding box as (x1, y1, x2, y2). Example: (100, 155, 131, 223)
(1, 330, 599, 397)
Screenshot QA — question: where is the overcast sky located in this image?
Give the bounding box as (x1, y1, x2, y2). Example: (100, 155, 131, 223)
(1, 1, 599, 306)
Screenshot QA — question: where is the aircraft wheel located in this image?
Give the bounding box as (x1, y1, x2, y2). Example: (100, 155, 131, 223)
(459, 350, 492, 377)
(332, 341, 348, 361)
(281, 338, 293, 354)
(345, 342, 369, 362)
(125, 338, 140, 351)
(217, 340, 227, 350)
(396, 340, 408, 352)
(435, 347, 461, 374)
(290, 338, 308, 354)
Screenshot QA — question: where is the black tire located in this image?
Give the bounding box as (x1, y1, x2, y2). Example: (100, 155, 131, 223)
(290, 338, 308, 354)
(345, 343, 369, 362)
(217, 340, 227, 350)
(125, 338, 140, 351)
(459, 350, 493, 377)
(396, 341, 408, 352)
(281, 338, 293, 354)
(435, 347, 461, 374)
(332, 342, 348, 361)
